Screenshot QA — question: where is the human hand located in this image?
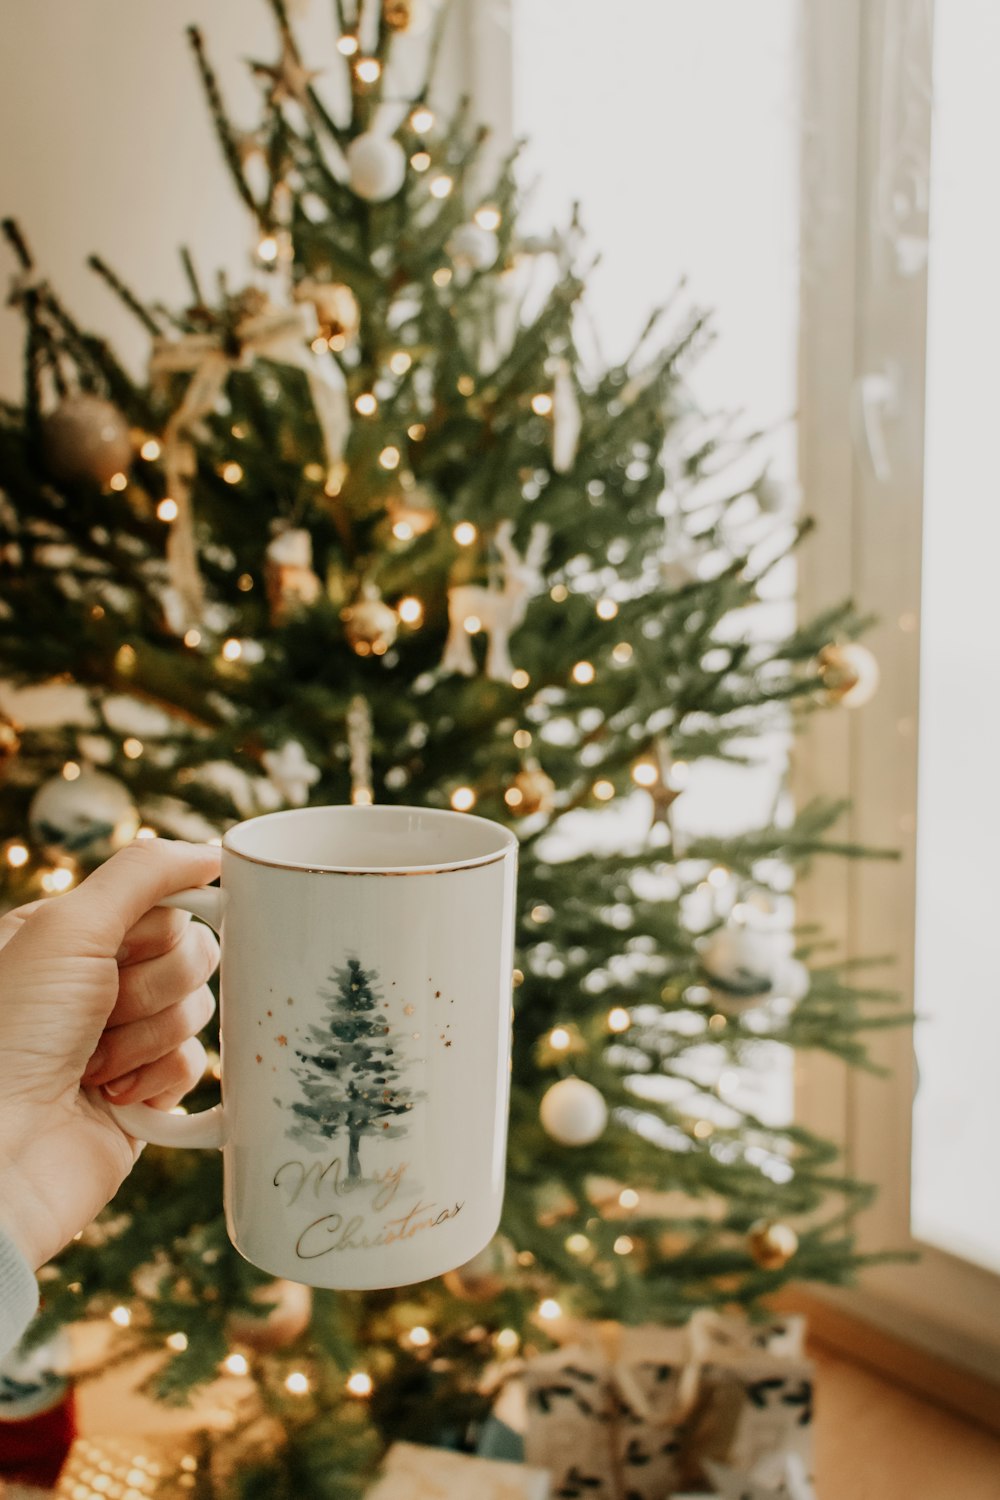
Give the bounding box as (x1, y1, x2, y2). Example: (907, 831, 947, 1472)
(0, 838, 221, 1270)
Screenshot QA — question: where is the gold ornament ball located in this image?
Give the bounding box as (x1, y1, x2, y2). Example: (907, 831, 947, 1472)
(817, 642, 880, 708)
(226, 1279, 313, 1351)
(0, 715, 21, 772)
(510, 764, 555, 817)
(343, 591, 399, 656)
(747, 1219, 799, 1270)
(442, 1234, 517, 1301)
(41, 394, 132, 486)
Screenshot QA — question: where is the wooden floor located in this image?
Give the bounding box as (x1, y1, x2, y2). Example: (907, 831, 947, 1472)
(812, 1345, 1000, 1498)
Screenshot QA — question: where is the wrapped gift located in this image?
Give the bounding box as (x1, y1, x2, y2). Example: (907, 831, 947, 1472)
(681, 1353, 813, 1487)
(367, 1441, 550, 1500)
(0, 1332, 75, 1490)
(521, 1323, 696, 1500)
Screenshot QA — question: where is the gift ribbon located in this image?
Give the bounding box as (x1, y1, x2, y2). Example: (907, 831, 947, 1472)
(150, 304, 350, 625)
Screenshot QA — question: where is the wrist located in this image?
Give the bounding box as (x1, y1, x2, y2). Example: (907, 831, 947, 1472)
(0, 1162, 46, 1271)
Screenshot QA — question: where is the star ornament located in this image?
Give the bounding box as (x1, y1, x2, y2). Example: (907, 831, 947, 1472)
(251, 38, 322, 107)
(262, 740, 321, 807)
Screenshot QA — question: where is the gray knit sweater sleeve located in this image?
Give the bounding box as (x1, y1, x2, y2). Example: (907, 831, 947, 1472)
(0, 1228, 39, 1360)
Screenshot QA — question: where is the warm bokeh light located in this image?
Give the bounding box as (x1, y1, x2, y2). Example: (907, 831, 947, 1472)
(612, 641, 633, 663)
(5, 842, 28, 868)
(355, 57, 381, 84)
(389, 350, 412, 375)
(221, 462, 243, 484)
(379, 446, 401, 470)
(596, 597, 619, 620)
(222, 638, 242, 662)
(607, 1007, 631, 1033)
(462, 614, 482, 634)
(411, 151, 431, 173)
(109, 471, 128, 491)
(355, 392, 378, 416)
(140, 438, 161, 461)
(223, 1353, 249, 1376)
(618, 1187, 640, 1210)
(505, 787, 524, 808)
(614, 1235, 635, 1255)
(110, 1305, 131, 1327)
(511, 668, 530, 689)
(513, 729, 532, 748)
(408, 1325, 432, 1348)
(475, 205, 502, 231)
(411, 106, 435, 134)
(62, 760, 81, 781)
(632, 759, 658, 787)
(42, 867, 74, 893)
(549, 1026, 571, 1051)
(531, 392, 553, 416)
(593, 779, 615, 801)
(430, 174, 454, 199)
(453, 520, 477, 546)
(346, 1370, 373, 1397)
(397, 596, 423, 626)
(183, 628, 201, 648)
(257, 235, 279, 262)
(123, 737, 143, 760)
(495, 1327, 520, 1354)
(337, 33, 359, 55)
(166, 1332, 188, 1351)
(450, 786, 476, 812)
(572, 660, 595, 685)
(157, 497, 179, 522)
(285, 1369, 311, 1394)
(565, 1233, 590, 1255)
(537, 1298, 562, 1321)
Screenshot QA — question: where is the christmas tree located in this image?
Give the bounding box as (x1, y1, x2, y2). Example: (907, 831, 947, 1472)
(0, 0, 894, 1491)
(290, 956, 421, 1173)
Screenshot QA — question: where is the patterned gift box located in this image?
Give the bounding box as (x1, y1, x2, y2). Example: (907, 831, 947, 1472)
(367, 1441, 550, 1500)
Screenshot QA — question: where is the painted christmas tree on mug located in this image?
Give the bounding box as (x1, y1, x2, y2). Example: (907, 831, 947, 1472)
(288, 956, 422, 1176)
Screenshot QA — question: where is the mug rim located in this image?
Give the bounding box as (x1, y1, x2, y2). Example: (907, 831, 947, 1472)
(221, 803, 519, 876)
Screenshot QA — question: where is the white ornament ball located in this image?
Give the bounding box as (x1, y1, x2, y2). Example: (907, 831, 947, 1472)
(540, 1076, 608, 1146)
(447, 223, 499, 271)
(41, 394, 132, 486)
(777, 957, 811, 1004)
(700, 924, 784, 1013)
(347, 133, 407, 203)
(29, 769, 140, 864)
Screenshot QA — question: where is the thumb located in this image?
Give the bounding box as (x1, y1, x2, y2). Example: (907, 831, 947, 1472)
(22, 839, 222, 959)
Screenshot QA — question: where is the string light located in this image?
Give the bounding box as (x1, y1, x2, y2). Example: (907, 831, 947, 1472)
(607, 1007, 631, 1033)
(285, 1369, 311, 1394)
(451, 786, 476, 812)
(432, 266, 453, 286)
(115, 644, 137, 673)
(549, 1026, 571, 1051)
(355, 392, 378, 416)
(166, 1332, 188, 1352)
(453, 521, 477, 546)
(512, 968, 525, 987)
(537, 1298, 562, 1321)
(429, 174, 453, 199)
(408, 422, 426, 441)
(157, 498, 179, 522)
(136, 826, 157, 840)
(223, 1352, 248, 1376)
(397, 596, 424, 626)
(355, 57, 381, 84)
(140, 438, 161, 461)
(550, 583, 569, 602)
(411, 105, 435, 133)
(531, 393, 553, 416)
(632, 759, 658, 787)
(411, 151, 431, 173)
(475, 205, 501, 231)
(257, 235, 279, 263)
(109, 472, 128, 492)
(5, 842, 28, 868)
(462, 614, 482, 634)
(393, 520, 414, 542)
(511, 669, 530, 689)
(42, 867, 74, 893)
(708, 865, 729, 888)
(237, 572, 254, 592)
(457, 374, 475, 396)
(408, 1325, 432, 1348)
(612, 641, 633, 663)
(593, 779, 615, 801)
(222, 638, 243, 662)
(337, 33, 359, 55)
(389, 350, 412, 375)
(352, 787, 374, 807)
(565, 1233, 590, 1255)
(346, 1370, 373, 1397)
(221, 461, 243, 484)
(379, 446, 401, 470)
(63, 760, 81, 781)
(123, 738, 144, 760)
(505, 787, 524, 808)
(183, 628, 201, 648)
(708, 1013, 728, 1032)
(596, 597, 618, 620)
(693, 1119, 714, 1139)
(110, 1305, 131, 1327)
(495, 1327, 520, 1354)
(613, 1235, 635, 1256)
(618, 1187, 639, 1210)
(572, 661, 595, 685)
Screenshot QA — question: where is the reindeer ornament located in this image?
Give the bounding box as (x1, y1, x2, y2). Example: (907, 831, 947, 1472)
(442, 520, 549, 682)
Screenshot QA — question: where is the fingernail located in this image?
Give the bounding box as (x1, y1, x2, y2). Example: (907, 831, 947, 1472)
(103, 1071, 139, 1099)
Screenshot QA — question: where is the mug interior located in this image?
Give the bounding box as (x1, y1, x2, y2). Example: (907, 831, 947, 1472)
(222, 804, 517, 873)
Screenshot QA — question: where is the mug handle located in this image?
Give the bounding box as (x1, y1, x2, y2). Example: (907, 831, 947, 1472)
(104, 886, 228, 1151)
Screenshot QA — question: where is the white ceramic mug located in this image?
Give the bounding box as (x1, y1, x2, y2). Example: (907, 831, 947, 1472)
(109, 805, 518, 1291)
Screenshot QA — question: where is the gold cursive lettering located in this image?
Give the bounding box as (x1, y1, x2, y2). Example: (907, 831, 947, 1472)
(295, 1201, 464, 1261)
(274, 1155, 409, 1210)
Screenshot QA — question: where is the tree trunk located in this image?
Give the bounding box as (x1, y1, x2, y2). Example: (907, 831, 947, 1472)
(347, 1130, 361, 1180)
